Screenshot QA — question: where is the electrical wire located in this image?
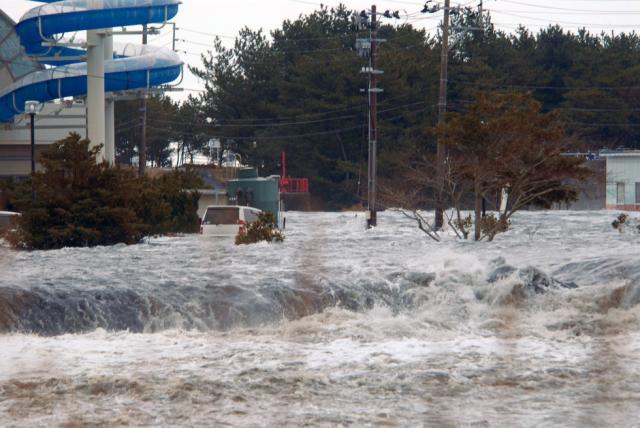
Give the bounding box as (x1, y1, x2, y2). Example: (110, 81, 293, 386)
(144, 100, 428, 129)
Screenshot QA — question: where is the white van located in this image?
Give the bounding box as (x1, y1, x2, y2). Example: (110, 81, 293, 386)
(200, 205, 262, 236)
(0, 211, 20, 235)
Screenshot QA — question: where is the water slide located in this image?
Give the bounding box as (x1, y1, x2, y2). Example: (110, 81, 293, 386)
(0, 0, 182, 162)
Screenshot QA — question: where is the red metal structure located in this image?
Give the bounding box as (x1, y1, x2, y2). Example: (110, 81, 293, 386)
(279, 151, 309, 194)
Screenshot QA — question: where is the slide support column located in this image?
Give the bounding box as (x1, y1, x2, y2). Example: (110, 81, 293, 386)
(104, 30, 115, 165)
(87, 29, 106, 162)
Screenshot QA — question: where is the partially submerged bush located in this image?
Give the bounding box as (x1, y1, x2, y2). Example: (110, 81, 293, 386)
(611, 213, 640, 234)
(235, 211, 284, 245)
(5, 133, 202, 249)
(612, 213, 629, 230)
(480, 213, 510, 236)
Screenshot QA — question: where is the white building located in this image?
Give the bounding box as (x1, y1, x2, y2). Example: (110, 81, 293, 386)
(0, 10, 86, 178)
(602, 150, 640, 211)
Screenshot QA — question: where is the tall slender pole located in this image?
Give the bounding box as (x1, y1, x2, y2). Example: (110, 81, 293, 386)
(104, 30, 115, 165)
(139, 24, 148, 175)
(29, 113, 35, 174)
(87, 29, 106, 163)
(30, 112, 35, 201)
(367, 5, 378, 228)
(172, 23, 177, 52)
(435, 0, 450, 230)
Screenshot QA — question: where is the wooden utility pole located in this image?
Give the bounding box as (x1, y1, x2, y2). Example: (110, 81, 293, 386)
(367, 4, 379, 228)
(138, 23, 148, 176)
(435, 0, 450, 229)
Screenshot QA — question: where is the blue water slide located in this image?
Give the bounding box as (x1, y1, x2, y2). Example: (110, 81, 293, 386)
(0, 0, 182, 122)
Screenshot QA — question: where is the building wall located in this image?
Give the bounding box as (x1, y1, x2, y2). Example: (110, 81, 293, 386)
(0, 101, 87, 177)
(606, 156, 640, 210)
(197, 192, 228, 219)
(555, 159, 605, 210)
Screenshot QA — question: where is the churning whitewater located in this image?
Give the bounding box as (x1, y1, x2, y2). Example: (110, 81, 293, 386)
(1, 211, 639, 426)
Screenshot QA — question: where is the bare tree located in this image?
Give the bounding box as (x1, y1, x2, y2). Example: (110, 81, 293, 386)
(381, 91, 590, 242)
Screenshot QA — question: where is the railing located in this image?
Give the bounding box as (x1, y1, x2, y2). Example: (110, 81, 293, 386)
(280, 178, 309, 193)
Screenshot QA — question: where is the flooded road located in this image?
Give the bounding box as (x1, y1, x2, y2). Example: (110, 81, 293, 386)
(1, 211, 639, 426)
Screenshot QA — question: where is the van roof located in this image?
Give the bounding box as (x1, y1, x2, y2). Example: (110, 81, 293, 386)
(205, 205, 261, 211)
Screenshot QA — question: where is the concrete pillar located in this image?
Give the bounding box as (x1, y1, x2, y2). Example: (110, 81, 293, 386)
(104, 30, 115, 165)
(87, 29, 105, 162)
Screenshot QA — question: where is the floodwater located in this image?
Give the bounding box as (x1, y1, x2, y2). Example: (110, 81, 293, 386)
(0, 211, 639, 426)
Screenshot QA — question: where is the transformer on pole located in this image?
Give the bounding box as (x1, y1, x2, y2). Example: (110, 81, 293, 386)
(356, 5, 390, 229)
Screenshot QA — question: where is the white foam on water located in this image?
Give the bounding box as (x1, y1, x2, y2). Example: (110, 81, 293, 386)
(1, 210, 640, 426)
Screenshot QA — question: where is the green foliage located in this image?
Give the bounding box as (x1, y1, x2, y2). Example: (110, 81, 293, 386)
(148, 6, 640, 208)
(190, 5, 437, 208)
(235, 211, 284, 245)
(6, 134, 203, 250)
(115, 95, 180, 167)
(153, 168, 203, 234)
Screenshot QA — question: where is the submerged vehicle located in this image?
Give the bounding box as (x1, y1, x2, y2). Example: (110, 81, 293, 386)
(0, 211, 20, 236)
(200, 205, 261, 236)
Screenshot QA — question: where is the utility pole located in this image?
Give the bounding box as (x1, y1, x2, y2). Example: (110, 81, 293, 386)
(353, 6, 399, 228)
(356, 6, 386, 228)
(368, 5, 379, 228)
(435, 0, 450, 230)
(138, 24, 148, 176)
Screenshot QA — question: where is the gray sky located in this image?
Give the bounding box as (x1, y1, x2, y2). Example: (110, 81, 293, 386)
(2, 0, 640, 101)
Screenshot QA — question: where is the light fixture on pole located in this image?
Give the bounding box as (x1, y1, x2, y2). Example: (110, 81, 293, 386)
(25, 100, 39, 175)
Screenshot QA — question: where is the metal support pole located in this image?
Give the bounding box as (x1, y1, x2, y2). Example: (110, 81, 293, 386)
(30, 112, 35, 201)
(139, 24, 148, 175)
(104, 30, 115, 165)
(87, 29, 106, 162)
(30, 113, 35, 174)
(172, 23, 177, 51)
(367, 4, 378, 228)
(435, 0, 450, 230)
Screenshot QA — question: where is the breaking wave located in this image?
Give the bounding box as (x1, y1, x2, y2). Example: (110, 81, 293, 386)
(1, 211, 638, 336)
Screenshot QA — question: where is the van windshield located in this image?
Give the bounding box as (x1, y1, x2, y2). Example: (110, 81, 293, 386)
(203, 207, 239, 225)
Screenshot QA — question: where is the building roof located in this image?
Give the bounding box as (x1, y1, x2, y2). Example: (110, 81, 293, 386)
(600, 150, 640, 158)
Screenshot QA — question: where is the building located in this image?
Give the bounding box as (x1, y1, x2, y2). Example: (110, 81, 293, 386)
(0, 101, 87, 177)
(602, 150, 640, 211)
(1, 1, 182, 178)
(0, 10, 86, 178)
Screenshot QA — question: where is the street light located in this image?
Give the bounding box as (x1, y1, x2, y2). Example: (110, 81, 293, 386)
(25, 100, 39, 175)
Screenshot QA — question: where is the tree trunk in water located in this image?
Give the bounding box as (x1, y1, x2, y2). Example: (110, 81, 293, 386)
(474, 179, 482, 241)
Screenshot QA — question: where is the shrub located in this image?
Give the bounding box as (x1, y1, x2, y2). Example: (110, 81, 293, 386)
(612, 213, 629, 231)
(235, 211, 284, 245)
(5, 133, 202, 249)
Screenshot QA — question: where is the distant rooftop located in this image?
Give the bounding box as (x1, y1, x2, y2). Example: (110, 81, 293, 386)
(599, 150, 640, 157)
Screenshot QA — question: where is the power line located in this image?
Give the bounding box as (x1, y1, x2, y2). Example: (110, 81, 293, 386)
(143, 106, 429, 141)
(497, 0, 640, 13)
(143, 100, 428, 128)
(490, 9, 640, 28)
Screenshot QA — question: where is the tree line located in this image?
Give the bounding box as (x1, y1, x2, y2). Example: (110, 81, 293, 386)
(119, 5, 640, 208)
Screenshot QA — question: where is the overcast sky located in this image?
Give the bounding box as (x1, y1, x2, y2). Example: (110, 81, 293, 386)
(3, 0, 640, 101)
